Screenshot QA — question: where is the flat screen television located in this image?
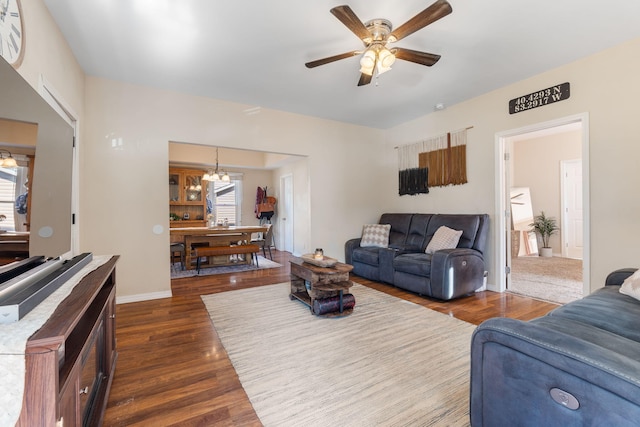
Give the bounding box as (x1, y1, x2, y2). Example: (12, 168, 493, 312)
(0, 56, 74, 259)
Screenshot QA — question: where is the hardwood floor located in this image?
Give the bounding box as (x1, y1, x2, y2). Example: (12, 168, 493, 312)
(104, 250, 558, 426)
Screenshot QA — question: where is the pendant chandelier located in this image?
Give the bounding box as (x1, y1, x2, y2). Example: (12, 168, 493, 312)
(202, 147, 230, 182)
(0, 150, 18, 168)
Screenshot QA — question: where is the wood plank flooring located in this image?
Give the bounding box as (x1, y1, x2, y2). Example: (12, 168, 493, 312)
(104, 250, 558, 426)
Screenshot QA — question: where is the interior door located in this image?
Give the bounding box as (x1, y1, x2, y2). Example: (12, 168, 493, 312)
(561, 159, 583, 259)
(279, 174, 294, 253)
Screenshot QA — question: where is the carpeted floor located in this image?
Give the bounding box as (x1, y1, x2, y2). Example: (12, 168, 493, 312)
(171, 255, 281, 278)
(509, 256, 583, 304)
(201, 282, 476, 427)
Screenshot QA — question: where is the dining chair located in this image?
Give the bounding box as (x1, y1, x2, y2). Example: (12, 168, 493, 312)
(170, 242, 185, 270)
(251, 224, 273, 260)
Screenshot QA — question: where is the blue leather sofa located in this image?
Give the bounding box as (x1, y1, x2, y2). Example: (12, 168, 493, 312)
(344, 213, 490, 300)
(470, 268, 640, 426)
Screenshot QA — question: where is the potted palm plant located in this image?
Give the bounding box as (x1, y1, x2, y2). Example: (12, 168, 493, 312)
(529, 211, 559, 257)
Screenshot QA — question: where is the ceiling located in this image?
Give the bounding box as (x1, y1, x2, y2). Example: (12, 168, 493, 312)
(43, 0, 640, 129)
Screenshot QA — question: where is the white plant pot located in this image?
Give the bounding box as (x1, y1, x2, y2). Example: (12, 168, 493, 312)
(539, 247, 553, 257)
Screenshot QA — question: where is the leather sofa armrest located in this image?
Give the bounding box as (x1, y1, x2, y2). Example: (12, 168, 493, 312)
(430, 248, 485, 300)
(471, 317, 640, 426)
(605, 268, 638, 286)
(379, 248, 402, 284)
(345, 238, 362, 265)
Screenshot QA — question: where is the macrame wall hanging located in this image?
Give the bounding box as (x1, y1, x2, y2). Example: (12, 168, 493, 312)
(397, 127, 470, 196)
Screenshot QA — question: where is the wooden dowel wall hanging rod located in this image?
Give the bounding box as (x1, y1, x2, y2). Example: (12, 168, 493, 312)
(394, 126, 474, 149)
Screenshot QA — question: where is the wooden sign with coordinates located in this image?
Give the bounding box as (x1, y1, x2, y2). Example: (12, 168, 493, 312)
(509, 82, 570, 114)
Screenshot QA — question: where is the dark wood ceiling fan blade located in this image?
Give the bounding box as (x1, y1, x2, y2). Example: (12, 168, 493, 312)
(305, 51, 360, 68)
(394, 48, 441, 66)
(357, 73, 372, 86)
(390, 0, 452, 42)
(330, 5, 370, 41)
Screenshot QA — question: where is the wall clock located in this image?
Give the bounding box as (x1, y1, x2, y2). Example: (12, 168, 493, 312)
(0, 0, 24, 67)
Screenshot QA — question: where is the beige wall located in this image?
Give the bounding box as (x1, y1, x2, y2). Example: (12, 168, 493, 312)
(512, 130, 582, 254)
(17, 0, 84, 118)
(271, 156, 311, 256)
(384, 37, 640, 292)
(83, 77, 386, 298)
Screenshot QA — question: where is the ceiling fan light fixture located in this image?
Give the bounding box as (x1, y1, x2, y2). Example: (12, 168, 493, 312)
(359, 64, 374, 76)
(309, 1, 452, 86)
(378, 47, 396, 68)
(360, 49, 376, 68)
(376, 63, 393, 75)
(359, 48, 376, 75)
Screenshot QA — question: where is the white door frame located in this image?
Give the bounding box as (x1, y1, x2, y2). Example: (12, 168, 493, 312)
(494, 113, 590, 295)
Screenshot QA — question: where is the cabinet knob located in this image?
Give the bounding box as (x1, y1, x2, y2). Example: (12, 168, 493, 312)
(79, 386, 89, 395)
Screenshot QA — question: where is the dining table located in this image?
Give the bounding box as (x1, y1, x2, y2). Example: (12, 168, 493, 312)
(170, 225, 268, 270)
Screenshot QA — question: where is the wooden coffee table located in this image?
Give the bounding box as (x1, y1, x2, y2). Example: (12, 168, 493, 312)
(289, 257, 355, 317)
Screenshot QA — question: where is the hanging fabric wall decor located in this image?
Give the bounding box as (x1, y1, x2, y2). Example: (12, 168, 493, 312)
(418, 128, 468, 187)
(397, 128, 469, 195)
(397, 140, 429, 195)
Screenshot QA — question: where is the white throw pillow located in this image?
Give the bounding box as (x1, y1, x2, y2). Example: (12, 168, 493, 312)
(619, 269, 640, 300)
(361, 224, 391, 248)
(425, 226, 463, 254)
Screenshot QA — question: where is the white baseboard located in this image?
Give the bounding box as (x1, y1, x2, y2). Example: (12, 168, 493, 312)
(116, 290, 173, 305)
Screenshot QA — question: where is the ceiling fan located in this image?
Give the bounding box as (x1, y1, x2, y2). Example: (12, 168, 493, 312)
(305, 0, 452, 86)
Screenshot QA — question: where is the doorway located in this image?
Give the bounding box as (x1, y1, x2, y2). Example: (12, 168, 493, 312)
(279, 174, 294, 252)
(494, 113, 590, 301)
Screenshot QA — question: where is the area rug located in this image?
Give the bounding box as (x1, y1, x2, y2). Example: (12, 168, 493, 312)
(201, 282, 476, 426)
(171, 256, 280, 278)
(509, 256, 583, 304)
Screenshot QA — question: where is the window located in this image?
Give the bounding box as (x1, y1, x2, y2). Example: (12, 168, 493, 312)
(207, 175, 242, 226)
(0, 164, 29, 232)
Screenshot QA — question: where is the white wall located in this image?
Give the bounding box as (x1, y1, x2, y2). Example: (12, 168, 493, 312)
(384, 37, 640, 292)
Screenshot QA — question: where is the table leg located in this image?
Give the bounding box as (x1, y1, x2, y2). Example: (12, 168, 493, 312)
(185, 236, 193, 270)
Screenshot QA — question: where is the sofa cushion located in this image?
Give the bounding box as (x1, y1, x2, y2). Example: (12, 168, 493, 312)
(620, 269, 640, 301)
(405, 214, 432, 250)
(425, 226, 463, 254)
(352, 247, 381, 266)
(546, 285, 640, 343)
(360, 224, 391, 248)
(425, 215, 480, 250)
(379, 213, 413, 247)
(393, 253, 432, 277)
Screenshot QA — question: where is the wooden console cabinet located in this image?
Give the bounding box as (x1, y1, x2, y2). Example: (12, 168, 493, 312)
(16, 256, 119, 427)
